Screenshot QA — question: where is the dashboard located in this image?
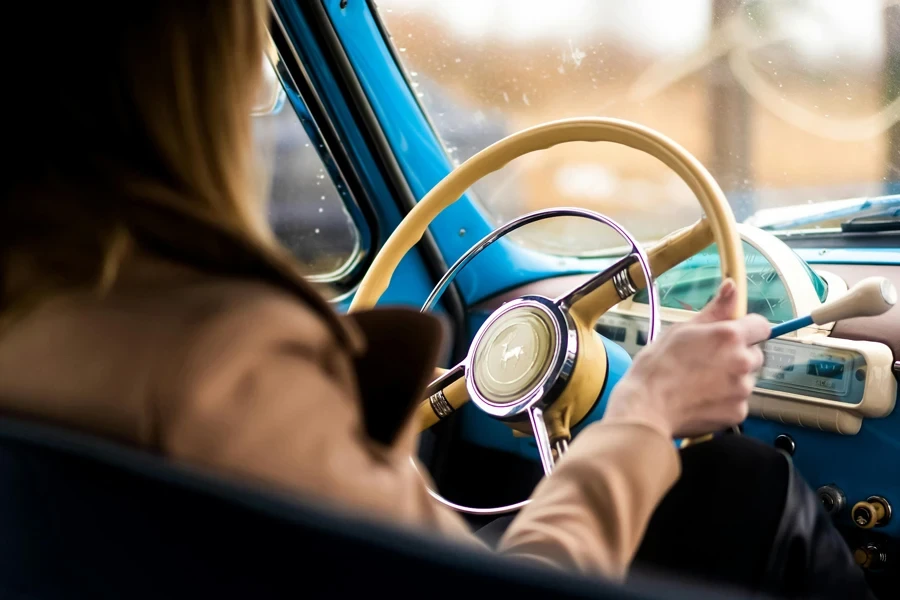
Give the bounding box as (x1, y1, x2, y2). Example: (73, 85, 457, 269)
(457, 226, 900, 589)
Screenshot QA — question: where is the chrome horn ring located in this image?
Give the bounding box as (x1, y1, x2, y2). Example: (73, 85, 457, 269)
(416, 207, 660, 515)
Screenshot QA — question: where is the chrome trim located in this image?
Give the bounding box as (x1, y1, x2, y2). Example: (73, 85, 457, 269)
(422, 208, 643, 313)
(416, 208, 662, 516)
(419, 296, 578, 515)
(529, 407, 555, 476)
(867, 495, 892, 527)
(428, 390, 454, 420)
(774, 433, 796, 456)
(423, 363, 465, 402)
(560, 253, 638, 309)
(556, 214, 661, 346)
(410, 458, 530, 515)
(612, 268, 638, 300)
(465, 296, 578, 422)
(893, 361, 900, 375)
(816, 484, 846, 517)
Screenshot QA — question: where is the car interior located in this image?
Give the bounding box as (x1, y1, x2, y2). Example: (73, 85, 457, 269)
(4, 0, 899, 598)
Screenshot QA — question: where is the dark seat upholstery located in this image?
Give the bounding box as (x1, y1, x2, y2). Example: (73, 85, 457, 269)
(0, 416, 747, 600)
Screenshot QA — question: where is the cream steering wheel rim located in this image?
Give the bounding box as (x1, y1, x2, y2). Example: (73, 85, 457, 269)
(346, 117, 746, 515)
(349, 117, 746, 315)
(349, 117, 746, 452)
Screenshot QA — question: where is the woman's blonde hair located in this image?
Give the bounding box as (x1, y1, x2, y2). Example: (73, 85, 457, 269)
(3, 1, 345, 337)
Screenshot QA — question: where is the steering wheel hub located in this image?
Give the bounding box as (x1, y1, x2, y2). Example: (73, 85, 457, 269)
(474, 309, 551, 401)
(467, 296, 577, 420)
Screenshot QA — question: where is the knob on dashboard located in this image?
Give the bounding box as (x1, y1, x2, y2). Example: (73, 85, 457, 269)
(854, 543, 888, 572)
(774, 434, 796, 456)
(811, 276, 897, 325)
(816, 485, 845, 517)
(851, 496, 892, 529)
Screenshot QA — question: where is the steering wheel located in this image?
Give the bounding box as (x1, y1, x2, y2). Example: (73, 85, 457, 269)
(348, 117, 747, 513)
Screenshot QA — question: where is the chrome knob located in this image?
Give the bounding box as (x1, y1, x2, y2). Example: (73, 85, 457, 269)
(851, 496, 891, 529)
(854, 542, 888, 572)
(816, 484, 845, 517)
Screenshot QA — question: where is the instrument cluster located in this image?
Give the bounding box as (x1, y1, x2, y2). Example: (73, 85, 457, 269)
(596, 313, 874, 408)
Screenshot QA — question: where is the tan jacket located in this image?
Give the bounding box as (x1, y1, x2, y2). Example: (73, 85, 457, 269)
(0, 256, 680, 578)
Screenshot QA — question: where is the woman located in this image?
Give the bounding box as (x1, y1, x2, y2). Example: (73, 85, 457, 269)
(0, 1, 862, 593)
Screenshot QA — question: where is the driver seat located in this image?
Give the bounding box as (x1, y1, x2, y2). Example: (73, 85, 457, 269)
(0, 415, 738, 600)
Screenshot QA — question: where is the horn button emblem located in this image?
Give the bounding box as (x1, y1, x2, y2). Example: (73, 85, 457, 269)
(471, 303, 559, 406)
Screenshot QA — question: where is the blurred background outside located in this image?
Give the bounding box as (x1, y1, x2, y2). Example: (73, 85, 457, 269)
(253, 0, 900, 278)
(377, 0, 900, 253)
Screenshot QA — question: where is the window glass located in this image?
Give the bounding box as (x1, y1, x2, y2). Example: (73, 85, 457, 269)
(377, 0, 900, 255)
(253, 59, 362, 280)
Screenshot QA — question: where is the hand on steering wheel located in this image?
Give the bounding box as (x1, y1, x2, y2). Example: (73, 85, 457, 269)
(348, 117, 749, 513)
(604, 278, 770, 440)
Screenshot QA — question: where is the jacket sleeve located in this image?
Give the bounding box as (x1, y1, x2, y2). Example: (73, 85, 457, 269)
(153, 295, 475, 542)
(499, 419, 681, 579)
(154, 293, 680, 578)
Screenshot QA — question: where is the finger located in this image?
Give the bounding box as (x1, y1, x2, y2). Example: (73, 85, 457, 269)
(723, 346, 761, 376)
(735, 313, 772, 345)
(747, 345, 764, 372)
(692, 278, 737, 324)
(732, 398, 750, 423)
(739, 373, 757, 398)
(724, 372, 757, 399)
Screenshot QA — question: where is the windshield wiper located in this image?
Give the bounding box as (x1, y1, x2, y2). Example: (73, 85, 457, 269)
(743, 193, 900, 231)
(840, 207, 900, 233)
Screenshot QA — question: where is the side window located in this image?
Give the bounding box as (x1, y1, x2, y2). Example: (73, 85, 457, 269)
(252, 55, 364, 285)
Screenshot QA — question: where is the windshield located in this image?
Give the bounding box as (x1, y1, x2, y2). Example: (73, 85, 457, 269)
(377, 0, 900, 254)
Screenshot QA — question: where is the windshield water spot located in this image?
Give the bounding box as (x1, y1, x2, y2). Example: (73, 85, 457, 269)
(569, 41, 586, 68)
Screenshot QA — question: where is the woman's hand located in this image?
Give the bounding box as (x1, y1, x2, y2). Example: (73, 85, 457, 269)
(603, 279, 770, 439)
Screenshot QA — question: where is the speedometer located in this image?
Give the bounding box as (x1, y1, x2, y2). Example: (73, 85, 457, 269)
(632, 241, 823, 323)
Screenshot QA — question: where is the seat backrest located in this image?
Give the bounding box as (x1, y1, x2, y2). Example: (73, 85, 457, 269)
(0, 416, 739, 599)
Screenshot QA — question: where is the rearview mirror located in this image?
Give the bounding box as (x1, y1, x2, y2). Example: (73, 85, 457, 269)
(252, 55, 286, 117)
